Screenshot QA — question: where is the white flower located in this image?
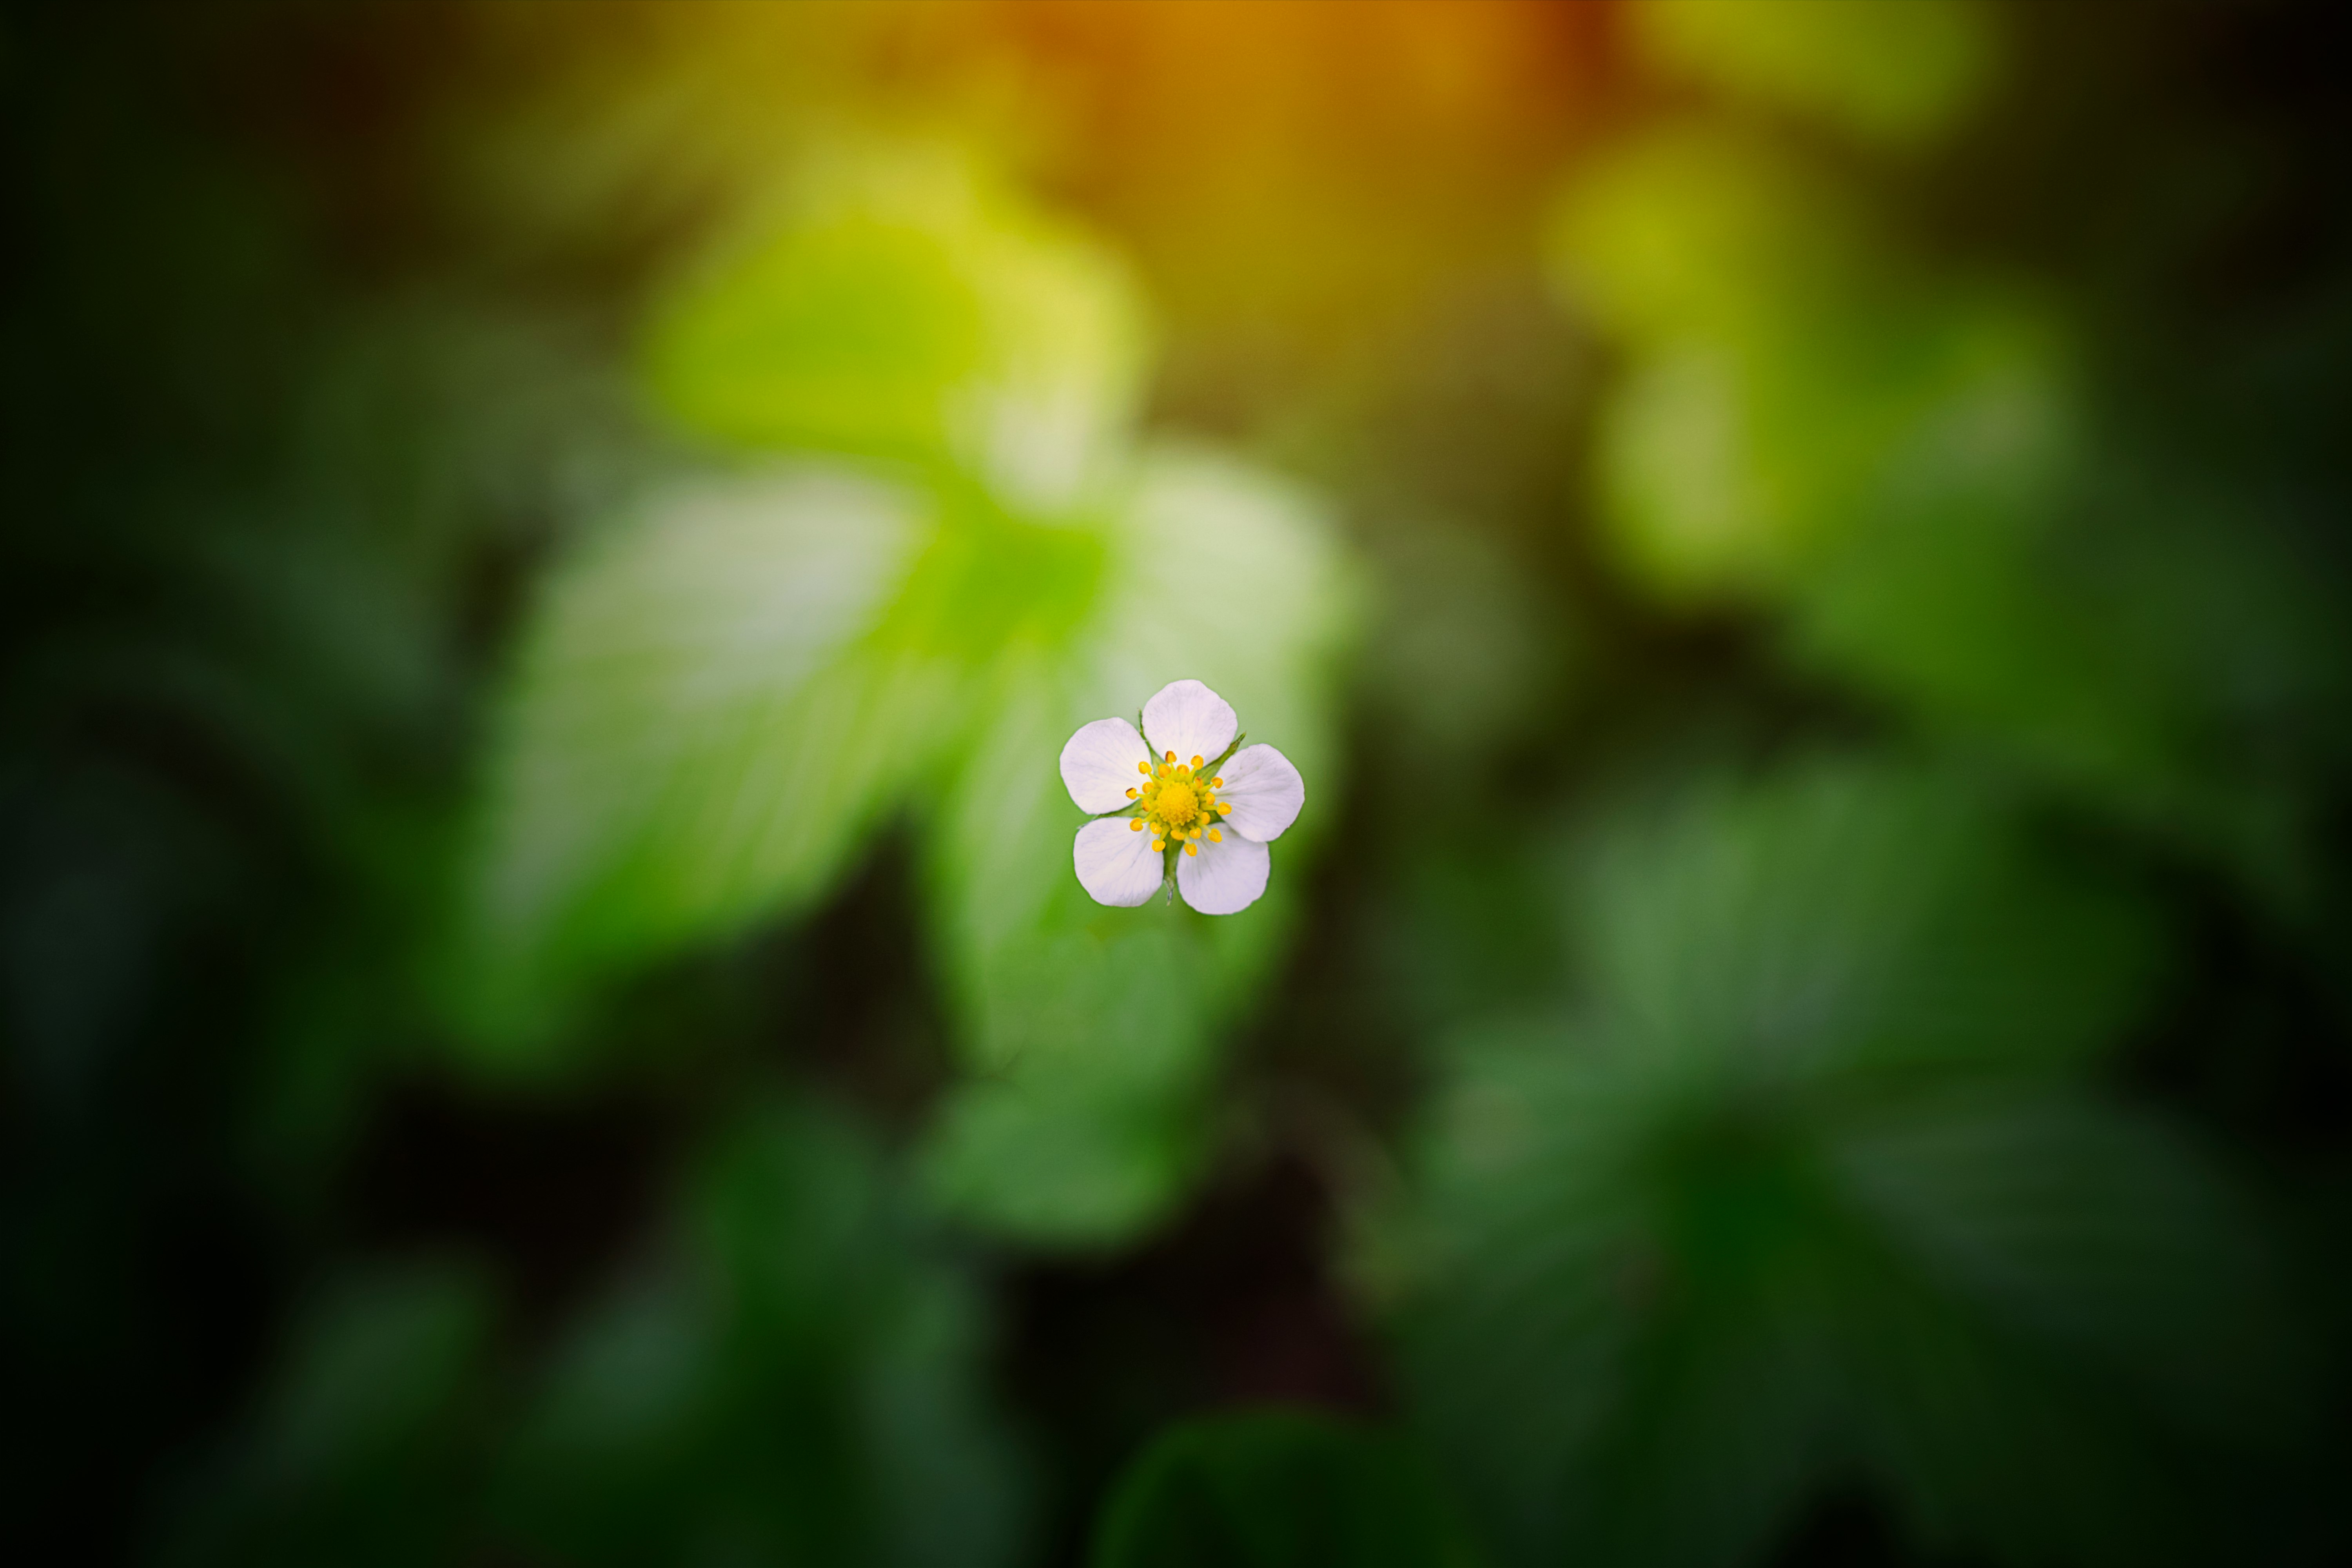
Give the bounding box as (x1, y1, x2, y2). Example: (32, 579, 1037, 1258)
(1058, 679, 1305, 915)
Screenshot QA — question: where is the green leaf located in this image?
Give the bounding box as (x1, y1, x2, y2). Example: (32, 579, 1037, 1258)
(1568, 760, 2161, 1083)
(452, 463, 952, 1051)
(155, 1265, 499, 1568)
(1555, 130, 2074, 606)
(1385, 763, 2310, 1568)
(1091, 1410, 1481, 1568)
(928, 450, 1359, 1080)
(1398, 1062, 2299, 1568)
(914, 447, 1361, 1243)
(464, 144, 1357, 1240)
(1829, 1089, 2311, 1426)
(1788, 457, 2352, 915)
(1817, 1089, 2310, 1566)
(644, 145, 1151, 517)
(1552, 127, 1885, 352)
(921, 1058, 1212, 1246)
(1630, 0, 1999, 151)
(492, 1098, 1031, 1568)
(1556, 125, 2349, 913)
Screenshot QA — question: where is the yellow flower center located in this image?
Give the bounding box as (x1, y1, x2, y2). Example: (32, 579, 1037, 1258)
(1127, 750, 1236, 856)
(1157, 780, 1200, 827)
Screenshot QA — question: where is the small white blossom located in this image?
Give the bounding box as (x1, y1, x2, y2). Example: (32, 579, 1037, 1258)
(1058, 679, 1305, 915)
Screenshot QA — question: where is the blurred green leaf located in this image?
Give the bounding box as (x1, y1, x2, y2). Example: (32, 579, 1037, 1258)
(645, 145, 1150, 517)
(457, 437, 1354, 1247)
(156, 1265, 498, 1568)
(461, 139, 1358, 1244)
(1791, 457, 2352, 914)
(1362, 521, 1571, 770)
(1385, 762, 2309, 1568)
(493, 1098, 1031, 1568)
(1554, 119, 2352, 918)
(1568, 761, 2161, 1084)
(1555, 129, 2074, 604)
(454, 463, 955, 1051)
(923, 452, 1355, 1082)
(922, 1053, 1212, 1253)
(1630, 0, 1999, 151)
(916, 448, 1359, 1243)
(1091, 1410, 1480, 1568)
(1552, 127, 1884, 351)
(1825, 1091, 2308, 1446)
(652, 211, 984, 454)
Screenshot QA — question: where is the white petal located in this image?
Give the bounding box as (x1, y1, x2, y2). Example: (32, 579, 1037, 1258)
(1141, 679, 1237, 769)
(1074, 817, 1164, 907)
(1059, 717, 1152, 814)
(1176, 831, 1270, 915)
(1214, 744, 1304, 842)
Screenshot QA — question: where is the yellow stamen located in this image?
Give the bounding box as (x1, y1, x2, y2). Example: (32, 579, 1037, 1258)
(1130, 818, 1145, 831)
(1209, 827, 1221, 842)
(1155, 779, 1199, 828)
(1217, 802, 1232, 815)
(1131, 740, 1234, 850)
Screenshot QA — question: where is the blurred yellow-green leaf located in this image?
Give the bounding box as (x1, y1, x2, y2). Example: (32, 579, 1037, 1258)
(1555, 129, 2075, 603)
(1552, 127, 1883, 349)
(1630, 0, 2000, 151)
(644, 147, 1152, 517)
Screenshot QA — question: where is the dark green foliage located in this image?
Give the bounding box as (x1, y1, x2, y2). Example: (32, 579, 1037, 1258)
(490, 1101, 1030, 1568)
(156, 1103, 1031, 1568)
(156, 1267, 500, 1568)
(1091, 1411, 1478, 1568)
(1390, 766, 2313, 1567)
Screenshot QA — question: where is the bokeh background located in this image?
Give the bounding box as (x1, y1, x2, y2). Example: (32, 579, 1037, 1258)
(9, 2, 2352, 1564)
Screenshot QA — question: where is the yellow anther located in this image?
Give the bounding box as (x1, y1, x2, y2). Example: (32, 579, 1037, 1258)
(1210, 777, 1222, 788)
(1125, 787, 1138, 799)
(1184, 842, 1198, 856)
(1130, 818, 1145, 831)
(1217, 802, 1232, 815)
(1137, 760, 1149, 775)
(1191, 755, 1204, 768)
(1164, 750, 1176, 763)
(1174, 764, 1191, 780)
(1209, 827, 1221, 842)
